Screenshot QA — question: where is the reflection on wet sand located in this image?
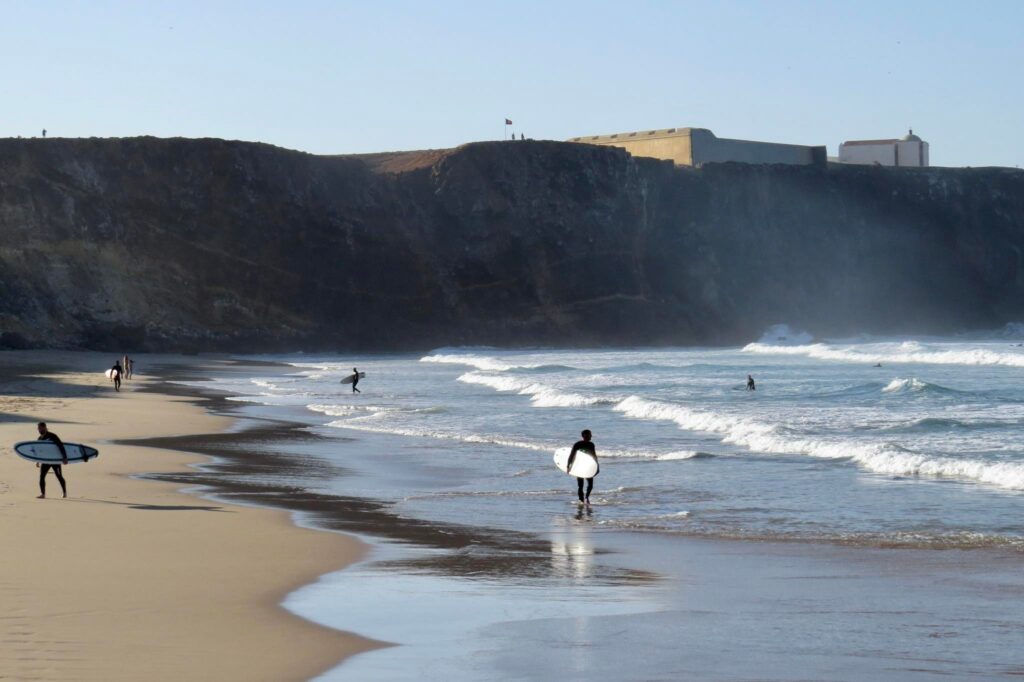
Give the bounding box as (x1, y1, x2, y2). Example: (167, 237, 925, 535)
(129, 375, 658, 588)
(550, 514, 596, 583)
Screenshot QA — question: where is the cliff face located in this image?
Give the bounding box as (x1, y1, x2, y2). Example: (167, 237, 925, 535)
(1, 136, 1022, 351)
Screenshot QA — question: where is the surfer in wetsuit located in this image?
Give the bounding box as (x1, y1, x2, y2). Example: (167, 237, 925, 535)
(351, 367, 361, 393)
(746, 375, 756, 391)
(567, 429, 598, 504)
(36, 422, 68, 499)
(110, 361, 123, 392)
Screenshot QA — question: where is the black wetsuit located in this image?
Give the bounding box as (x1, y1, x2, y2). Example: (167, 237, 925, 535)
(38, 431, 68, 497)
(351, 371, 361, 393)
(111, 363, 122, 391)
(567, 439, 598, 502)
(747, 377, 756, 391)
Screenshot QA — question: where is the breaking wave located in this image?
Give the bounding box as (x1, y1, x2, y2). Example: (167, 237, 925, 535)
(456, 371, 616, 408)
(420, 354, 571, 372)
(612, 395, 1024, 490)
(755, 323, 815, 346)
(743, 341, 1024, 368)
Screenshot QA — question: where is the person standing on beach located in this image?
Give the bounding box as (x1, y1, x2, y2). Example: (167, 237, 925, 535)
(110, 360, 123, 392)
(123, 354, 130, 379)
(747, 375, 756, 391)
(351, 367, 361, 394)
(36, 422, 68, 499)
(566, 429, 598, 505)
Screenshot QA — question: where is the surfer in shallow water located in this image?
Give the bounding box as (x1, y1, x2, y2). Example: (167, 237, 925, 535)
(36, 422, 68, 499)
(351, 367, 361, 393)
(747, 375, 756, 391)
(567, 429, 598, 504)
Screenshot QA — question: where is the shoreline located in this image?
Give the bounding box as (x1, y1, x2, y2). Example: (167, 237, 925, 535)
(0, 351, 381, 681)
(6, 350, 1024, 680)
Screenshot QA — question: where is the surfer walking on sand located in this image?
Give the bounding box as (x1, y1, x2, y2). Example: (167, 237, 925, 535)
(747, 374, 756, 391)
(567, 429, 599, 505)
(351, 367, 361, 393)
(35, 422, 68, 499)
(110, 361, 123, 392)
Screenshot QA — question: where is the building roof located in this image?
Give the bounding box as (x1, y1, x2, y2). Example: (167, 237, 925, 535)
(841, 139, 900, 146)
(843, 130, 925, 147)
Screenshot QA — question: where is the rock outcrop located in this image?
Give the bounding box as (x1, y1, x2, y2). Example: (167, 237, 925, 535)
(1, 136, 1022, 351)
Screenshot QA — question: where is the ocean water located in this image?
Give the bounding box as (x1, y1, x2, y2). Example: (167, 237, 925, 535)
(193, 328, 1024, 550)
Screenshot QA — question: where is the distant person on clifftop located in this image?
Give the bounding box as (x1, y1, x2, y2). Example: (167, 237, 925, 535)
(42, 129, 46, 138)
(35, 422, 67, 499)
(747, 375, 756, 391)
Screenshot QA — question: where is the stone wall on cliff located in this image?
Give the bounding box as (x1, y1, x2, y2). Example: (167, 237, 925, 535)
(0, 136, 1022, 351)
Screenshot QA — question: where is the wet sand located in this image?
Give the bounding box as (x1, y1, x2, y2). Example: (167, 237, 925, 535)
(136, 361, 1024, 681)
(0, 351, 379, 681)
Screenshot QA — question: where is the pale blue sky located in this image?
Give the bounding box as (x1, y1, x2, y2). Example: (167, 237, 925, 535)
(1, 1, 1020, 167)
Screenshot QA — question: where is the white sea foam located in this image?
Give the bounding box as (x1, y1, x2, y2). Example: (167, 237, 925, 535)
(743, 341, 1024, 367)
(756, 323, 815, 346)
(612, 395, 1024, 490)
(882, 378, 929, 393)
(322, 404, 695, 462)
(456, 371, 611, 408)
(324, 419, 554, 452)
(420, 354, 548, 372)
(307, 403, 404, 417)
(656, 451, 702, 461)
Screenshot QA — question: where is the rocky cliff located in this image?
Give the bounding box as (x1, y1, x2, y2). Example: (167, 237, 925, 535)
(1, 136, 1022, 351)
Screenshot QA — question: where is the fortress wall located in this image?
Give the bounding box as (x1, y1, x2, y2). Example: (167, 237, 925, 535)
(569, 129, 693, 165)
(568, 128, 824, 167)
(840, 144, 895, 166)
(690, 129, 824, 166)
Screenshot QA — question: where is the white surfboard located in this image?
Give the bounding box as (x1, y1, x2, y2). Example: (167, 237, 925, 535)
(13, 441, 99, 464)
(340, 372, 366, 385)
(554, 447, 599, 479)
(105, 369, 116, 379)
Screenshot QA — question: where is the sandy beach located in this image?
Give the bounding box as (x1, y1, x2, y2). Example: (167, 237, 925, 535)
(0, 351, 378, 681)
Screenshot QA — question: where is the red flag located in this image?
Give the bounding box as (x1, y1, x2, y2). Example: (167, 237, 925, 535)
(505, 119, 513, 125)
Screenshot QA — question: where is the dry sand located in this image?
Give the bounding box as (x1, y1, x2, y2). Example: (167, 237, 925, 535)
(0, 351, 378, 681)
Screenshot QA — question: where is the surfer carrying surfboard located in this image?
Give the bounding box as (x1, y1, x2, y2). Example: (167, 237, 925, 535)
(350, 367, 361, 393)
(110, 361, 123, 392)
(567, 429, 599, 504)
(35, 422, 68, 499)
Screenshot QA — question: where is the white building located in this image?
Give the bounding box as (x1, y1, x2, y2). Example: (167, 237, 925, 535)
(838, 130, 929, 167)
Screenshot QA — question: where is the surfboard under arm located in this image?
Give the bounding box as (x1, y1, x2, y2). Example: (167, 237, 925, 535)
(13, 441, 99, 464)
